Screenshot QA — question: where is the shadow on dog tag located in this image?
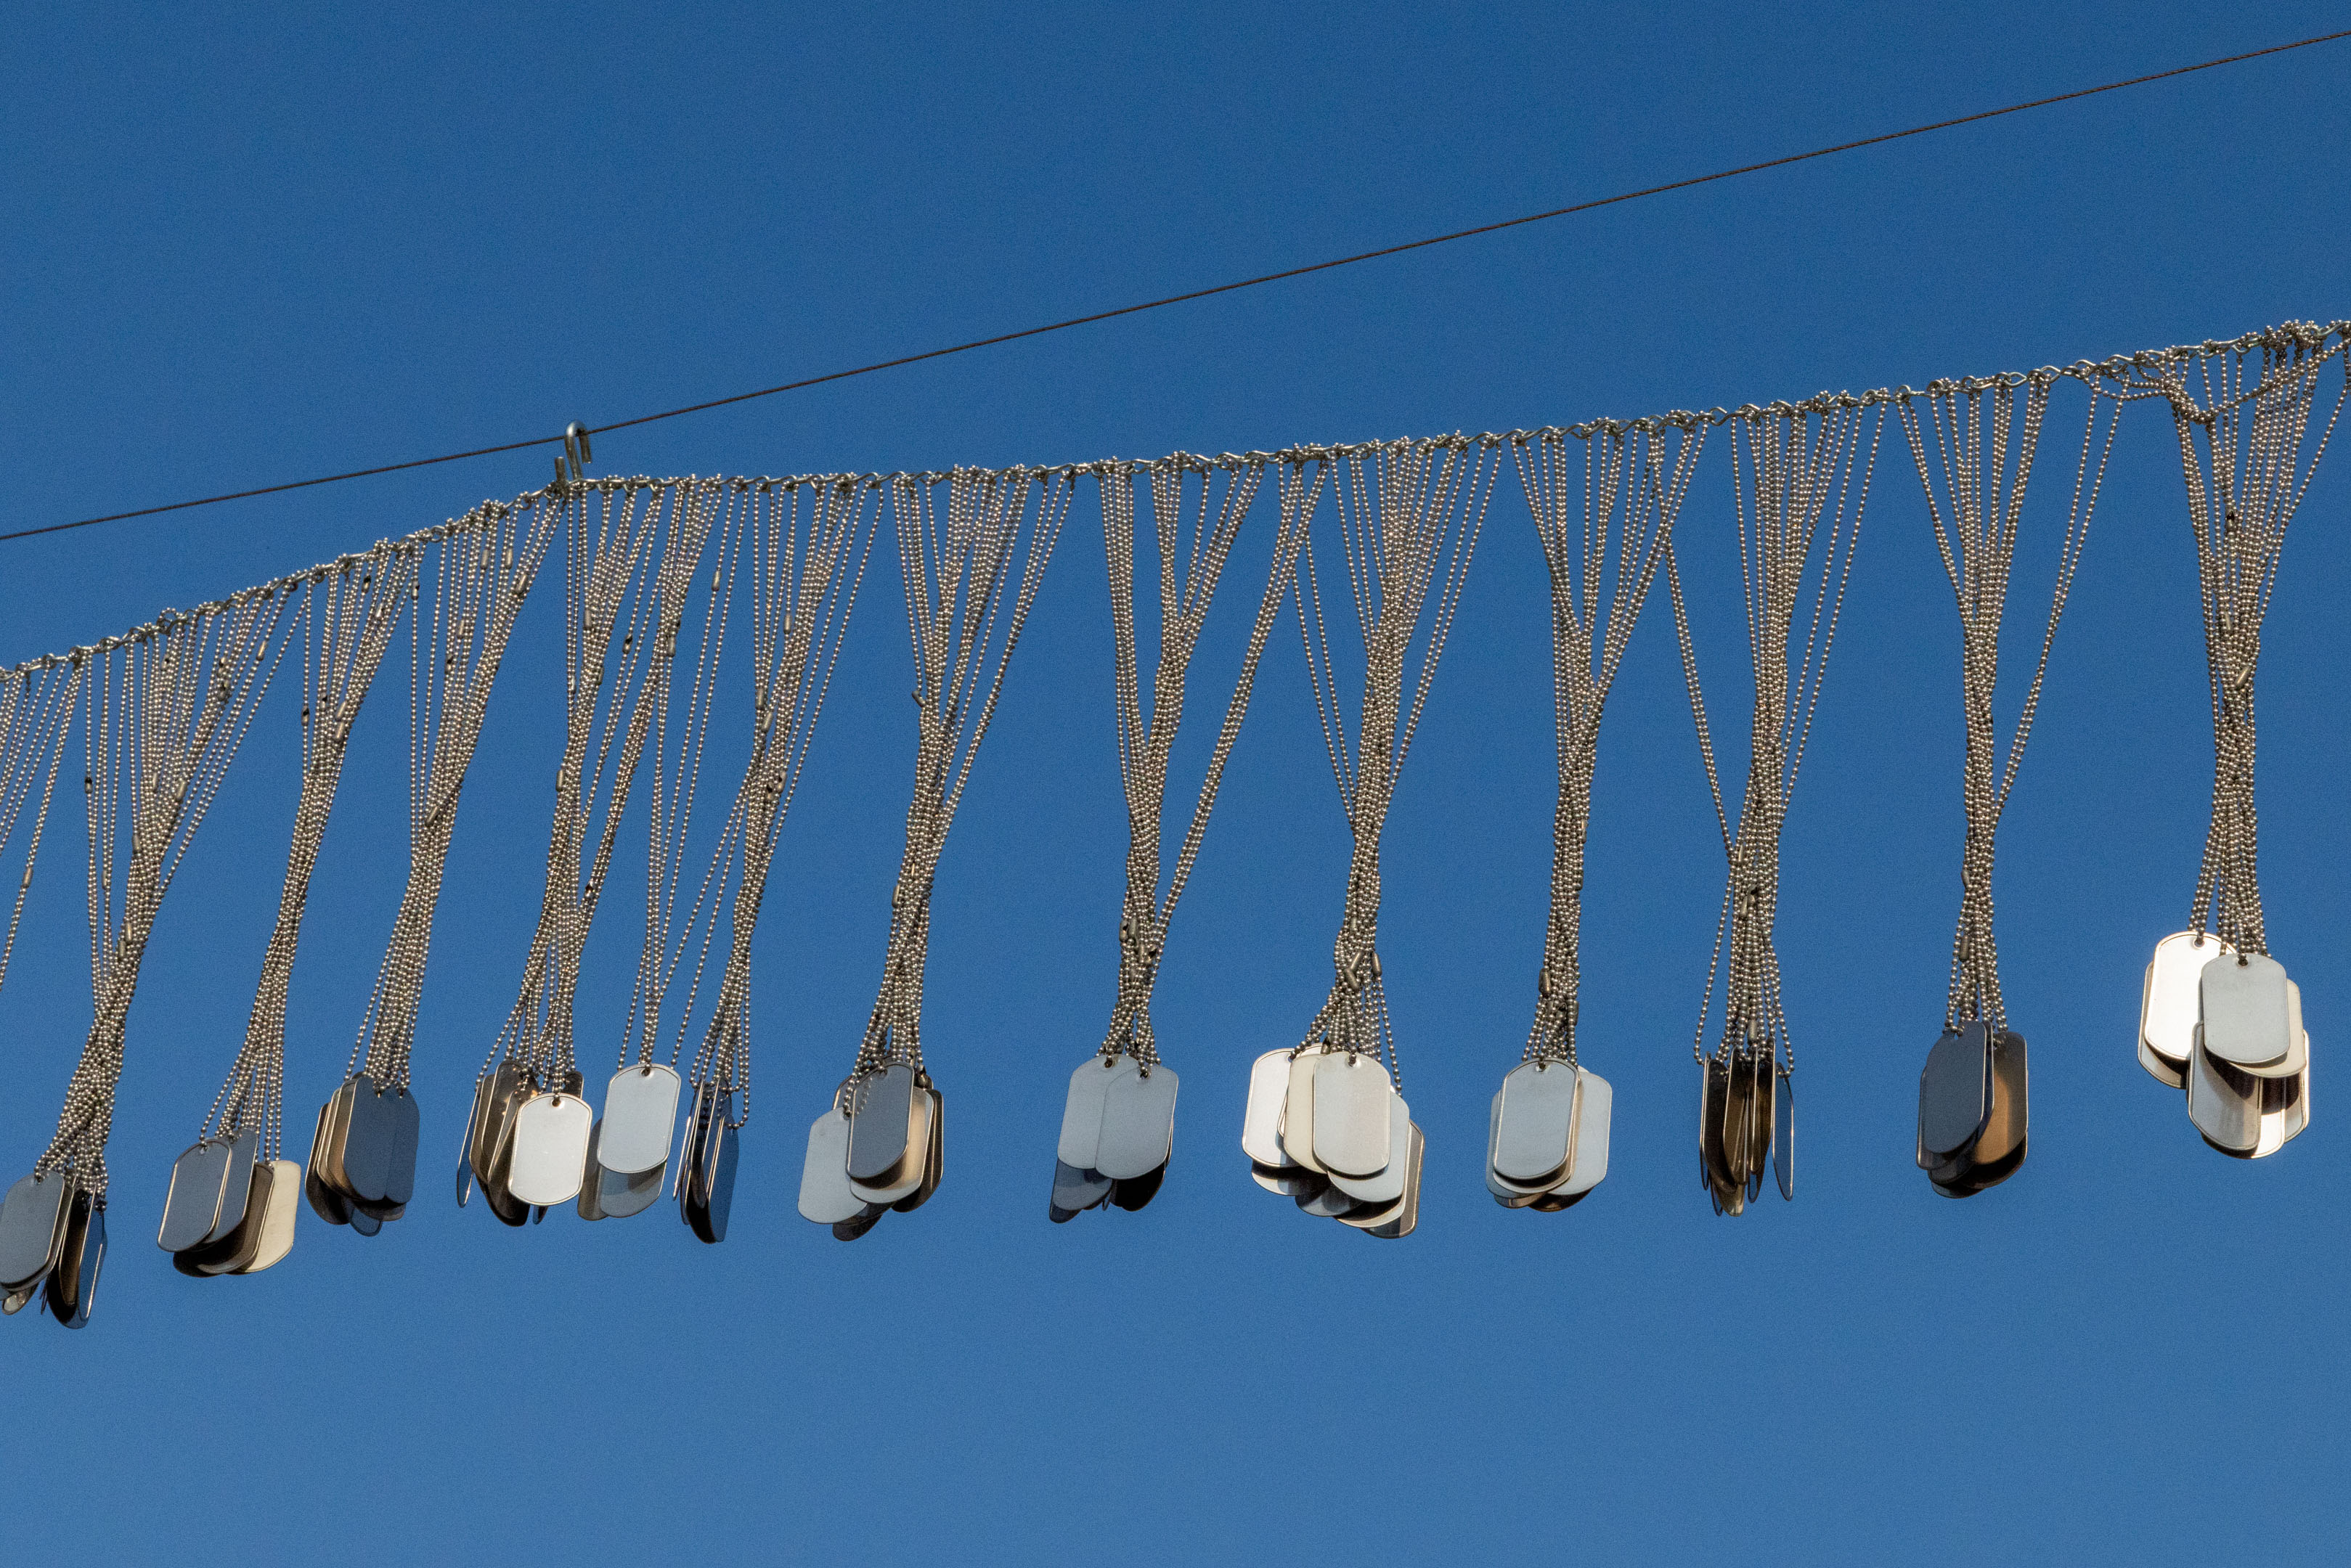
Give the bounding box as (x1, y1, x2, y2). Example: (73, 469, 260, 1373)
(832, 1203, 885, 1242)
(576, 1122, 609, 1221)
(600, 1063, 682, 1176)
(1096, 1065, 1176, 1181)
(1109, 1157, 1164, 1212)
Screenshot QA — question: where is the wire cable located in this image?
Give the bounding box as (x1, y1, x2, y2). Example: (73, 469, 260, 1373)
(6, 25, 2344, 547)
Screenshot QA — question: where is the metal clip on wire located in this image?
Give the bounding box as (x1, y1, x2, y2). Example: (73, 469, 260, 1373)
(555, 422, 593, 489)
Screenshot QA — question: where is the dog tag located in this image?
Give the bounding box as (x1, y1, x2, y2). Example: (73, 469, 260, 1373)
(1772, 1071, 1794, 1201)
(241, 1162, 300, 1273)
(1699, 1056, 1733, 1204)
(1971, 1033, 2030, 1175)
(600, 1161, 666, 1219)
(508, 1093, 595, 1206)
(1241, 1051, 1295, 1168)
(1744, 1058, 1774, 1204)
(347, 1203, 383, 1236)
(2142, 931, 2227, 1082)
(849, 1087, 932, 1204)
(304, 1103, 353, 1227)
(1918, 1025, 1994, 1161)
(2188, 1033, 2263, 1153)
(799, 1107, 866, 1224)
(44, 1196, 103, 1329)
(1722, 1053, 1758, 1191)
(1051, 1159, 1114, 1215)
(892, 1090, 942, 1213)
(1, 1286, 33, 1314)
(1310, 1054, 1393, 1179)
(1493, 1061, 1578, 1185)
(1367, 1124, 1424, 1239)
(342, 1077, 396, 1202)
(1296, 1182, 1361, 1219)
(1282, 1053, 1322, 1172)
(1555, 1068, 1613, 1199)
(205, 1132, 263, 1244)
(2241, 981, 2309, 1079)
(1250, 1163, 1322, 1199)
(380, 1085, 420, 1206)
(688, 1116, 738, 1244)
(316, 1078, 359, 1197)
(600, 1063, 682, 1175)
(2252, 1046, 2310, 1157)
(1486, 1089, 1550, 1201)
(847, 1065, 921, 1183)
(158, 1140, 236, 1253)
(204, 1163, 276, 1275)
(470, 1062, 527, 1188)
(693, 1093, 736, 1209)
(2201, 954, 2294, 1069)
(832, 1203, 886, 1242)
(1096, 1065, 1177, 1180)
(1332, 1094, 1411, 1204)
(576, 1122, 610, 1221)
(1108, 1160, 1165, 1212)
(1057, 1055, 1128, 1169)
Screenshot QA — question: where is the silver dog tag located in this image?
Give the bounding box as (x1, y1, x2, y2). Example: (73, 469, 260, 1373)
(1241, 1051, 1295, 1168)
(2142, 931, 2227, 1084)
(799, 1106, 865, 1224)
(1310, 1054, 1393, 1179)
(600, 1063, 683, 1176)
(1096, 1063, 1176, 1181)
(158, 1141, 235, 1254)
(2201, 954, 2293, 1069)
(1492, 1061, 1578, 1186)
(1056, 1056, 1129, 1169)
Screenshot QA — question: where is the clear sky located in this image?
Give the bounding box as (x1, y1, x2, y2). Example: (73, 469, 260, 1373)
(2, 4, 2347, 1564)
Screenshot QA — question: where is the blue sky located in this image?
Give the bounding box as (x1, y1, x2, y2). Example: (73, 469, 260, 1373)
(1, 4, 2347, 1564)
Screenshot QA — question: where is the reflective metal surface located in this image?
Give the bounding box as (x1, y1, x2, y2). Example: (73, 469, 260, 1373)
(1295, 1180, 1360, 1218)
(303, 1106, 353, 1227)
(1773, 1071, 1795, 1201)
(2142, 931, 2227, 1079)
(1282, 1053, 1322, 1172)
(1057, 1055, 1126, 1169)
(848, 1086, 931, 1204)
(1308, 1053, 1393, 1179)
(1108, 1159, 1164, 1212)
(158, 1140, 235, 1253)
(316, 1078, 357, 1196)
(243, 1161, 300, 1273)
(1918, 1025, 1994, 1161)
(2187, 1034, 2263, 1153)
(687, 1116, 738, 1244)
(832, 1203, 885, 1242)
(45, 1196, 102, 1329)
(1240, 1051, 1295, 1169)
(845, 1065, 919, 1182)
(1096, 1064, 1176, 1181)
(2244, 980, 2309, 1079)
(576, 1122, 609, 1221)
(1052, 1159, 1114, 1214)
(1555, 1068, 1612, 1199)
(1492, 1062, 1577, 1186)
(798, 1108, 866, 1224)
(1366, 1123, 1423, 1239)
(507, 1093, 595, 1206)
(599, 1063, 683, 1175)
(1250, 1163, 1323, 1199)
(204, 1132, 262, 1245)
(470, 1062, 526, 1188)
(2201, 953, 2293, 1069)
(892, 1090, 944, 1213)
(1331, 1094, 1411, 1204)
(599, 1160, 666, 1220)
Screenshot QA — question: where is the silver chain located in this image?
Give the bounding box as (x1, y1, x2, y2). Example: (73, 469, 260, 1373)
(1515, 422, 1706, 1067)
(205, 546, 417, 1159)
(847, 467, 1070, 1100)
(1096, 454, 1299, 1074)
(1901, 374, 2116, 1034)
(39, 589, 292, 1198)
(0, 661, 81, 1007)
(1666, 404, 1881, 1077)
(1289, 438, 1496, 1090)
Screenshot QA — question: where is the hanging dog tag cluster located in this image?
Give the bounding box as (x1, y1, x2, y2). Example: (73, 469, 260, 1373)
(1489, 422, 1703, 1212)
(1666, 400, 1881, 1213)
(466, 479, 722, 1225)
(1239, 439, 1491, 1236)
(2, 589, 290, 1325)
(1054, 454, 1302, 1221)
(176, 548, 416, 1271)
(1902, 372, 2113, 1195)
(2122, 327, 2346, 1156)
(802, 466, 1068, 1239)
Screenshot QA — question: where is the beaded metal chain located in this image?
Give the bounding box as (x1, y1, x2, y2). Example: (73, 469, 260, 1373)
(0, 661, 81, 1006)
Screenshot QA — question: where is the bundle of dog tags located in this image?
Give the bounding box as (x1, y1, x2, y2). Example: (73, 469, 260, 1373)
(1048, 1054, 1177, 1221)
(1486, 1061, 1610, 1211)
(456, 1063, 579, 1225)
(2139, 933, 2309, 1158)
(576, 1062, 683, 1223)
(672, 1082, 741, 1243)
(305, 1074, 421, 1236)
(1239, 1049, 1421, 1237)
(0, 1172, 106, 1326)
(797, 1064, 942, 1240)
(158, 1130, 298, 1278)
(1915, 1023, 2027, 1196)
(1700, 1053, 1793, 1214)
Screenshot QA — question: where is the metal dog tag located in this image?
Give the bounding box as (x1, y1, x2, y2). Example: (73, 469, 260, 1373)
(470, 1061, 527, 1188)
(600, 1063, 683, 1175)
(1296, 1181, 1361, 1219)
(158, 1140, 237, 1253)
(1250, 1163, 1323, 1199)
(1109, 1160, 1165, 1212)
(687, 1116, 738, 1244)
(1918, 1024, 1994, 1161)
(2142, 931, 2227, 1083)
(1057, 1055, 1129, 1169)
(204, 1132, 263, 1244)
(2251, 1045, 2310, 1157)
(1241, 1051, 1295, 1169)
(1, 1175, 73, 1292)
(1282, 1053, 1322, 1172)
(1493, 1061, 1578, 1186)
(1367, 1124, 1424, 1239)
(303, 1101, 353, 1226)
(316, 1078, 359, 1196)
(846, 1064, 920, 1183)
(1332, 1094, 1411, 1204)
(576, 1122, 610, 1221)
(832, 1204, 886, 1242)
(1772, 1071, 1794, 1201)
(1051, 1159, 1114, 1216)
(1310, 1054, 1393, 1179)
(892, 1090, 942, 1213)
(1555, 1068, 1613, 1199)
(799, 1107, 866, 1224)
(242, 1162, 301, 1273)
(1096, 1064, 1176, 1180)
(203, 1163, 275, 1275)
(2201, 954, 2294, 1069)
(2242, 981, 2309, 1079)
(45, 1196, 103, 1329)
(508, 1093, 595, 1206)
(849, 1087, 932, 1204)
(2188, 1032, 2263, 1153)
(600, 1161, 666, 1220)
